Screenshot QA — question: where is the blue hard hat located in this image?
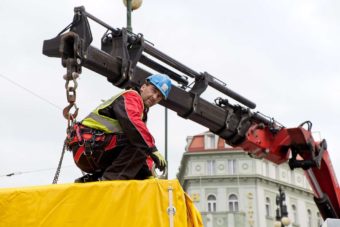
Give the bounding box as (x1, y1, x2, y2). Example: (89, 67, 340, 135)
(146, 74, 172, 99)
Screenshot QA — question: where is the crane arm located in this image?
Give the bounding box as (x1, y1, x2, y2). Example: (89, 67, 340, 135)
(239, 120, 340, 219)
(42, 6, 340, 219)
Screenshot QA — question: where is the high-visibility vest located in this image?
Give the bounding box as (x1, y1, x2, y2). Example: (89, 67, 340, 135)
(81, 90, 141, 133)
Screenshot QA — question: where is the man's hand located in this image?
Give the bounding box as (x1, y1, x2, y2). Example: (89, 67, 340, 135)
(150, 151, 167, 171)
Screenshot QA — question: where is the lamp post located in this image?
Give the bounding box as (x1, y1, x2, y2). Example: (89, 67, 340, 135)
(122, 0, 168, 178)
(274, 186, 291, 227)
(122, 0, 143, 32)
(164, 106, 168, 179)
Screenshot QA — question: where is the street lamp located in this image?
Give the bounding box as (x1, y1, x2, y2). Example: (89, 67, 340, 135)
(122, 0, 168, 178)
(274, 186, 291, 227)
(122, 0, 143, 32)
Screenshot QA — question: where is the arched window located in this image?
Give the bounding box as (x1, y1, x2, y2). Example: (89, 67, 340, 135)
(292, 204, 298, 224)
(228, 194, 239, 212)
(265, 197, 271, 217)
(207, 194, 217, 212)
(307, 209, 312, 227)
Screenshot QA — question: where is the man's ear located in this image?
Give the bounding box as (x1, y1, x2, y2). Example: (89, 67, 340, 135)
(140, 84, 146, 91)
(141, 83, 149, 91)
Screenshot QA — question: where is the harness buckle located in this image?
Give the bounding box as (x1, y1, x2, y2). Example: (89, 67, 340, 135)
(84, 137, 95, 156)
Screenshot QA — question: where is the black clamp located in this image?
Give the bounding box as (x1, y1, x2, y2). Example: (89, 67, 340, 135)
(101, 28, 145, 87)
(179, 73, 209, 119)
(289, 137, 327, 170)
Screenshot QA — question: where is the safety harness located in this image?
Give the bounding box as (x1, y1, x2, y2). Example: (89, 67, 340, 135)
(66, 123, 128, 173)
(68, 123, 105, 170)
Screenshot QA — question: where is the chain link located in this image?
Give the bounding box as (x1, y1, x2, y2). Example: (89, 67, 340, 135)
(53, 68, 81, 184)
(63, 71, 79, 121)
(52, 139, 67, 184)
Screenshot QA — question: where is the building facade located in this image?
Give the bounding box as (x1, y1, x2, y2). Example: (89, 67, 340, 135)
(177, 132, 323, 227)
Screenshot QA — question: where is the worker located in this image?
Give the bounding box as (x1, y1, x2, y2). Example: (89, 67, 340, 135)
(66, 74, 172, 182)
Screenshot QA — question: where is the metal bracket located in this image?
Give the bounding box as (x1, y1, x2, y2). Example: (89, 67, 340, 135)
(190, 73, 209, 96)
(101, 28, 145, 87)
(288, 122, 327, 170)
(229, 109, 252, 145)
(178, 73, 208, 119)
(289, 139, 327, 170)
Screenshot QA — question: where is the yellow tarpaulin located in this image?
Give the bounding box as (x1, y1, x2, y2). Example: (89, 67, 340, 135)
(0, 179, 202, 227)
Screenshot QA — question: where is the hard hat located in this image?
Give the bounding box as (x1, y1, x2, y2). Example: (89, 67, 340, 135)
(146, 74, 172, 99)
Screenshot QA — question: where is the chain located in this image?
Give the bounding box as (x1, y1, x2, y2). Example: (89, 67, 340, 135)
(52, 139, 68, 184)
(53, 63, 80, 184)
(63, 71, 79, 124)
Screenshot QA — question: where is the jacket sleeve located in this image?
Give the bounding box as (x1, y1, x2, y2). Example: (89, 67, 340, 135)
(112, 91, 158, 154)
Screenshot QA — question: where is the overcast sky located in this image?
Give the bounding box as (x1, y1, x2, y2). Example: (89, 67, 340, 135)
(0, 0, 339, 187)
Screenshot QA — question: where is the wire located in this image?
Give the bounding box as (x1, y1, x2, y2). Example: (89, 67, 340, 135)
(0, 165, 74, 178)
(0, 73, 75, 180)
(0, 73, 62, 111)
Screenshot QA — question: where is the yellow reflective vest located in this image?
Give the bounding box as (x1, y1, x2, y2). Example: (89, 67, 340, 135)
(82, 90, 139, 133)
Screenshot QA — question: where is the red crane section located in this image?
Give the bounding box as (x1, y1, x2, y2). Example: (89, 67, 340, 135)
(241, 123, 340, 218)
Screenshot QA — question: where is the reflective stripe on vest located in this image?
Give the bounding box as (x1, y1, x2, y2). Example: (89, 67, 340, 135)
(81, 90, 141, 133)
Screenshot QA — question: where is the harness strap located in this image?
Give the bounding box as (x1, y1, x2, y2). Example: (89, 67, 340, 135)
(83, 137, 101, 171)
(67, 123, 106, 146)
(69, 124, 129, 173)
(74, 146, 85, 162)
(105, 135, 117, 151)
(72, 132, 124, 161)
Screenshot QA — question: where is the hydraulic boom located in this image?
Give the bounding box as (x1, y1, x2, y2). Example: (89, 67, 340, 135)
(43, 6, 340, 219)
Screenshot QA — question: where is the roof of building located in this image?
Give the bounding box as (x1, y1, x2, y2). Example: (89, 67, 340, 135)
(187, 132, 239, 152)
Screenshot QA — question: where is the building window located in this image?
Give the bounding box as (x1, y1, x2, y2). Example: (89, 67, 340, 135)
(292, 204, 298, 224)
(207, 194, 217, 212)
(207, 160, 216, 175)
(265, 197, 271, 217)
(317, 212, 322, 227)
(205, 133, 215, 149)
(275, 165, 279, 180)
(291, 171, 295, 184)
(307, 209, 312, 227)
(228, 160, 236, 175)
(228, 194, 239, 212)
(264, 162, 269, 177)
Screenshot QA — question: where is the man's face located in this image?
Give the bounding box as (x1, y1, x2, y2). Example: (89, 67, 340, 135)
(140, 83, 164, 107)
